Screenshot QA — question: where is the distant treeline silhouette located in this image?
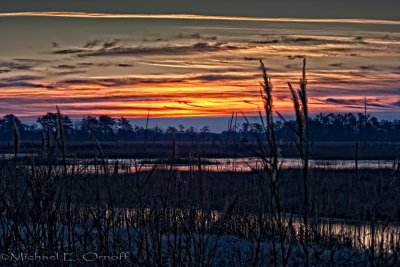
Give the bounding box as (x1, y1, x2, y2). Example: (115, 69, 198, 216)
(1, 112, 399, 142)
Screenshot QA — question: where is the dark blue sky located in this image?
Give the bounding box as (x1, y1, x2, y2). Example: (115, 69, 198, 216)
(1, 0, 399, 20)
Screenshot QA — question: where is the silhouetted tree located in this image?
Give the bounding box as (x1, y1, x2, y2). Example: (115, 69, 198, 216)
(99, 115, 116, 137)
(37, 112, 73, 137)
(200, 126, 210, 141)
(186, 126, 197, 144)
(81, 116, 100, 137)
(0, 112, 400, 142)
(117, 117, 133, 140)
(166, 126, 178, 135)
(0, 114, 26, 141)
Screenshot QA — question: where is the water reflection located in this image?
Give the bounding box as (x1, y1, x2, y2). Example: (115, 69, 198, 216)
(79, 206, 400, 251)
(95, 158, 395, 174)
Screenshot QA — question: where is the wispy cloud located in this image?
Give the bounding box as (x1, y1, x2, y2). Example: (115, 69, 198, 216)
(325, 98, 394, 109)
(0, 82, 55, 89)
(52, 42, 241, 57)
(0, 61, 34, 71)
(1, 12, 400, 25)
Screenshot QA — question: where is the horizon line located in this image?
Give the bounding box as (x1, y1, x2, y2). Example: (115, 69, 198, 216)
(1, 12, 400, 25)
(14, 112, 398, 120)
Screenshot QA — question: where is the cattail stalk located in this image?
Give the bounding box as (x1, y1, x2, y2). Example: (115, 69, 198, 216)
(259, 60, 289, 266)
(288, 58, 309, 266)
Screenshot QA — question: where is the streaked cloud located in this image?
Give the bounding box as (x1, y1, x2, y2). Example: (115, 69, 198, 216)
(325, 98, 392, 109)
(2, 12, 400, 25)
(52, 42, 241, 57)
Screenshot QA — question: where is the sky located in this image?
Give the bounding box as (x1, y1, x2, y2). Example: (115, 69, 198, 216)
(0, 2, 399, 131)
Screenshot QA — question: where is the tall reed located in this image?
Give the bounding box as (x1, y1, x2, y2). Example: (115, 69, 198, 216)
(288, 58, 310, 266)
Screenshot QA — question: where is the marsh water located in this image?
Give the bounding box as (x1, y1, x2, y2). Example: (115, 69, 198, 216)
(3, 154, 396, 173)
(87, 157, 396, 174)
(76, 157, 400, 250)
(86, 207, 400, 252)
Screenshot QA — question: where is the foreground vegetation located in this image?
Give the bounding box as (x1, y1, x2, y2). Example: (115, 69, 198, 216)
(0, 155, 399, 266)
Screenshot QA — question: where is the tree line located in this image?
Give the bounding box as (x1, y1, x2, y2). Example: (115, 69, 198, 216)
(1, 112, 399, 143)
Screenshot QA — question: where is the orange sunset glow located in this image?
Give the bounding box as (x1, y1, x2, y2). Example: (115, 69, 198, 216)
(0, 12, 399, 125)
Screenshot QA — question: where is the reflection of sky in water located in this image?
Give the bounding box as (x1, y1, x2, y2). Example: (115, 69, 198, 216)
(77, 158, 396, 173)
(0, 15, 399, 121)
